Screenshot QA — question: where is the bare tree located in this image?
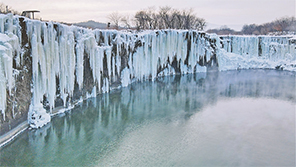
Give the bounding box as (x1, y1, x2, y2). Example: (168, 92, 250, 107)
(146, 7, 158, 29)
(121, 14, 133, 29)
(181, 9, 193, 29)
(274, 17, 296, 32)
(194, 17, 207, 31)
(135, 10, 147, 30)
(285, 17, 296, 32)
(108, 12, 122, 29)
(158, 6, 172, 29)
(170, 9, 181, 29)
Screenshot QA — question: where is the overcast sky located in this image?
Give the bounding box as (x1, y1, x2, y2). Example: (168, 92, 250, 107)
(1, 0, 295, 30)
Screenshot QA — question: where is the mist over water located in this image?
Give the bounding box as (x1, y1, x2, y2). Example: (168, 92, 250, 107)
(0, 69, 295, 166)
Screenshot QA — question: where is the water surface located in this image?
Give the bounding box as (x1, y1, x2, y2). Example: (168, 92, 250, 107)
(0, 69, 295, 166)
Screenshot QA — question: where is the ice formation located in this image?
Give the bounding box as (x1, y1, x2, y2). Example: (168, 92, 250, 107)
(0, 14, 20, 121)
(218, 35, 296, 71)
(0, 13, 294, 128)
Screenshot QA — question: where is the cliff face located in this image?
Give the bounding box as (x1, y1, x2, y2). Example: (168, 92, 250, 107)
(0, 13, 295, 132)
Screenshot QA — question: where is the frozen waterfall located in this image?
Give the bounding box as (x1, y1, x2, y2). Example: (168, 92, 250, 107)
(0, 13, 295, 128)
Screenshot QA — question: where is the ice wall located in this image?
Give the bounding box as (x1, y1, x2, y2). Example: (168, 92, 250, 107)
(0, 13, 295, 129)
(218, 35, 296, 71)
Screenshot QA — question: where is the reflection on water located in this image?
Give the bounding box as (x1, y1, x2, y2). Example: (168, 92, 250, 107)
(0, 69, 295, 166)
(97, 98, 295, 167)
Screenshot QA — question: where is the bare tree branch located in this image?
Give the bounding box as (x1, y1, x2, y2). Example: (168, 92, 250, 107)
(108, 12, 122, 29)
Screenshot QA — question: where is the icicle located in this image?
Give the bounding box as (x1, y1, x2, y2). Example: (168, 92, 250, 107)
(112, 55, 115, 80)
(0, 48, 7, 120)
(76, 34, 84, 89)
(102, 78, 109, 93)
(121, 67, 131, 87)
(106, 47, 112, 79)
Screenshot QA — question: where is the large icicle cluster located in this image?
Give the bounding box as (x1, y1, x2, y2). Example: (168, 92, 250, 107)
(0, 14, 20, 121)
(0, 13, 295, 129)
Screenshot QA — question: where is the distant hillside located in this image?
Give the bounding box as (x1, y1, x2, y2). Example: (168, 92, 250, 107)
(73, 20, 107, 29)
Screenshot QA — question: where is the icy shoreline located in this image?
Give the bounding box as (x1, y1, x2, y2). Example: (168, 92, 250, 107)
(0, 13, 295, 129)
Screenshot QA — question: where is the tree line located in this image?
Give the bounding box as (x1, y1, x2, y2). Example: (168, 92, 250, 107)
(241, 17, 296, 35)
(108, 6, 206, 31)
(207, 16, 296, 35)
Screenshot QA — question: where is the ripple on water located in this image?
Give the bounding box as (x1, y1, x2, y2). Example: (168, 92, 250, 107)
(96, 98, 295, 167)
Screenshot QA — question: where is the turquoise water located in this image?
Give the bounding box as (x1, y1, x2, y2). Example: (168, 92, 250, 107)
(0, 69, 295, 166)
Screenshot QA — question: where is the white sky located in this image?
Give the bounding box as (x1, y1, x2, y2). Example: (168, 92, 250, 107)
(1, 0, 295, 30)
